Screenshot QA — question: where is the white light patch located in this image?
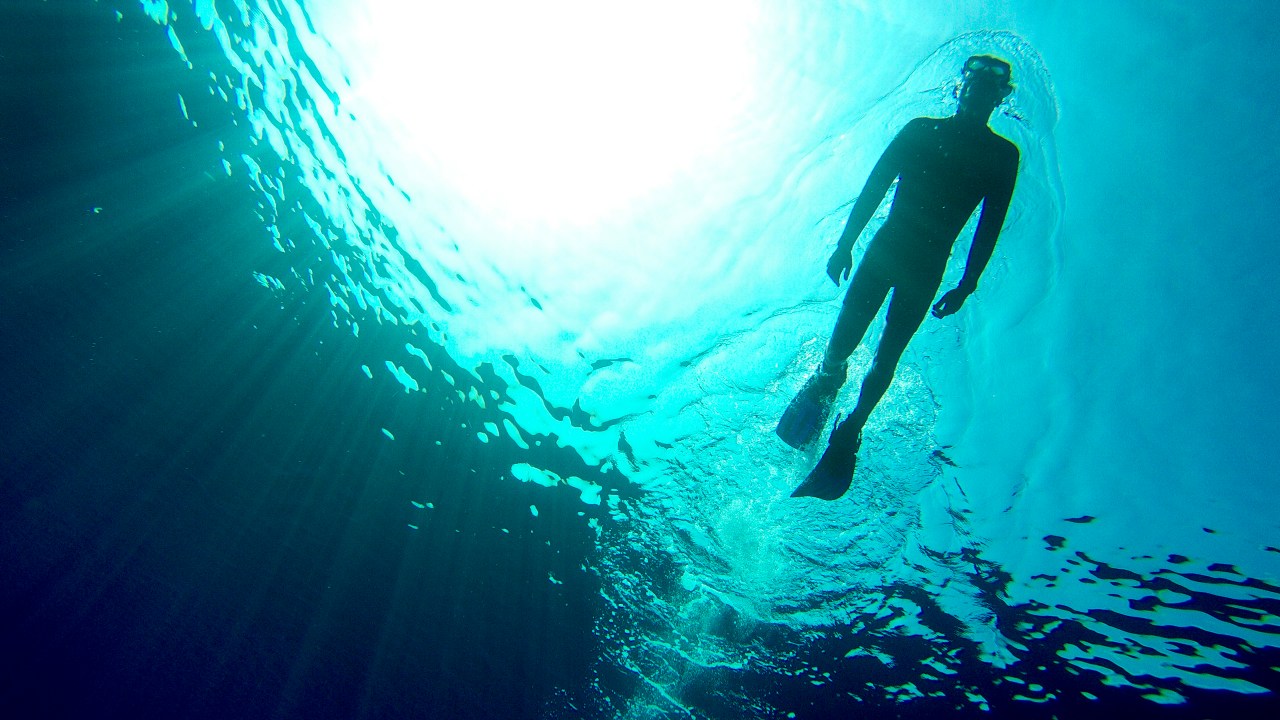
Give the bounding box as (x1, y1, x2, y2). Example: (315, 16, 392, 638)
(337, 0, 759, 227)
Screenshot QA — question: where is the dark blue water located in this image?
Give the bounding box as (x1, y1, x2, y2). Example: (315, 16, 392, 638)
(2, 2, 1277, 719)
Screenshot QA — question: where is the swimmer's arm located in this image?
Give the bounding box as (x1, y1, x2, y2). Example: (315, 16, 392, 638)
(933, 146, 1018, 318)
(956, 154, 1017, 294)
(835, 123, 914, 254)
(957, 176, 1013, 294)
(827, 122, 914, 283)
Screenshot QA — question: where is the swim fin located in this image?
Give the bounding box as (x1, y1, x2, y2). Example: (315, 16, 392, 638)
(775, 363, 844, 449)
(790, 424, 860, 500)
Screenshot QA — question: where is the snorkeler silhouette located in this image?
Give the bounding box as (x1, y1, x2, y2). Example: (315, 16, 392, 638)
(778, 55, 1020, 500)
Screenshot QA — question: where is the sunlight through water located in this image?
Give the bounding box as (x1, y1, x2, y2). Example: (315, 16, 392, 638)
(130, 0, 1280, 716)
(330, 0, 759, 227)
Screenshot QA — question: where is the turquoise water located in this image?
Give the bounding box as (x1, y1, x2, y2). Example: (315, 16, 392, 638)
(3, 1, 1277, 717)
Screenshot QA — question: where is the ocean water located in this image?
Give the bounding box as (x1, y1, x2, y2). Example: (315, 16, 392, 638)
(1, 1, 1276, 718)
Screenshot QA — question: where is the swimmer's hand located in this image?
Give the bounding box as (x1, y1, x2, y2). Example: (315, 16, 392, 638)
(931, 288, 970, 318)
(826, 250, 853, 285)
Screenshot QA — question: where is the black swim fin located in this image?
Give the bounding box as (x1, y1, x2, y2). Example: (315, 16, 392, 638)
(776, 392, 830, 449)
(775, 363, 844, 449)
(791, 424, 860, 500)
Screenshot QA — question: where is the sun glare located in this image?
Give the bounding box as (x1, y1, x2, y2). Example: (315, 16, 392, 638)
(334, 0, 758, 227)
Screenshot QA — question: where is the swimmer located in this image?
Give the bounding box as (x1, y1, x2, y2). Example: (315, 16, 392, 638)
(781, 55, 1021, 500)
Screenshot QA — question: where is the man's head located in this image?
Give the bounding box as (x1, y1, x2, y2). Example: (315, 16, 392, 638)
(958, 55, 1014, 118)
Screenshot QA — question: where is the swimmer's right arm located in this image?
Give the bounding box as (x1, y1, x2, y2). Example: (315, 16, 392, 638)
(827, 121, 914, 284)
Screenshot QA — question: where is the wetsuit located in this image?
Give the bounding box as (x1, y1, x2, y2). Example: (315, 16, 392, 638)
(827, 115, 1019, 432)
(787, 55, 1022, 501)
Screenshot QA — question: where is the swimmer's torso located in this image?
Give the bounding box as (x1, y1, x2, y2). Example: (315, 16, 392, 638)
(873, 116, 1018, 266)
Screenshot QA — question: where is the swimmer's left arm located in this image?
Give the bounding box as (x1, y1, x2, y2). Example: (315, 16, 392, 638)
(933, 144, 1019, 318)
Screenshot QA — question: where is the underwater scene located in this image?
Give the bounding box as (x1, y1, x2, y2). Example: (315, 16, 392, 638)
(1, 1, 1277, 718)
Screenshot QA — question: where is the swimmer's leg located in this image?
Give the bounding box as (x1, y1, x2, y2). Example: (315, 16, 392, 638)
(843, 276, 937, 434)
(777, 254, 890, 448)
(792, 279, 937, 499)
(826, 252, 893, 370)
